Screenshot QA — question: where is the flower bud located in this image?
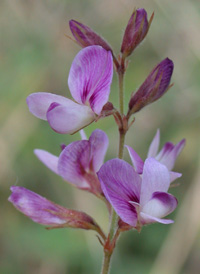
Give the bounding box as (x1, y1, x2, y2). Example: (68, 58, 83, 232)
(8, 186, 99, 230)
(69, 20, 113, 52)
(99, 102, 115, 118)
(128, 58, 174, 115)
(121, 9, 153, 58)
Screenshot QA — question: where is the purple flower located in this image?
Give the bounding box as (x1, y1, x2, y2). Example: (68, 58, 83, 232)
(27, 46, 113, 134)
(8, 186, 98, 230)
(98, 158, 178, 230)
(128, 58, 174, 115)
(126, 129, 185, 182)
(69, 20, 113, 53)
(121, 9, 153, 58)
(34, 129, 108, 197)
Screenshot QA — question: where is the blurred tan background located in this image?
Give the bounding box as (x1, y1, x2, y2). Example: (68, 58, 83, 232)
(0, 0, 200, 273)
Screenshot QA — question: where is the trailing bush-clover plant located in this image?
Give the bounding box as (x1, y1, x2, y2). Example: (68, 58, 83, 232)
(9, 8, 185, 274)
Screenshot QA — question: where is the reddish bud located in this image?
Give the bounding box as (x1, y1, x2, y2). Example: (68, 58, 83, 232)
(99, 102, 115, 118)
(121, 9, 153, 58)
(128, 58, 174, 115)
(69, 20, 113, 52)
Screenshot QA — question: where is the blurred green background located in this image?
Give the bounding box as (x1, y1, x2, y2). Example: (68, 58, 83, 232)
(1, 0, 200, 273)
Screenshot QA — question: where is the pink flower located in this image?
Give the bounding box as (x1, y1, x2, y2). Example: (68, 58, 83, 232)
(27, 46, 113, 134)
(34, 129, 108, 197)
(98, 158, 178, 230)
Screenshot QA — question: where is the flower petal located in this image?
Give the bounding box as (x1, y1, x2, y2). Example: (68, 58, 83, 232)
(26, 92, 73, 120)
(89, 129, 109, 172)
(140, 212, 174, 224)
(156, 139, 186, 170)
(46, 102, 95, 134)
(34, 149, 59, 174)
(58, 140, 91, 188)
(170, 171, 182, 183)
(8, 186, 67, 225)
(140, 158, 171, 206)
(68, 46, 113, 114)
(141, 191, 177, 221)
(126, 145, 144, 174)
(98, 159, 141, 226)
(147, 129, 160, 158)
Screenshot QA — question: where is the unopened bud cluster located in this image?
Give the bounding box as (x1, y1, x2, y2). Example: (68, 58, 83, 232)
(69, 9, 173, 118)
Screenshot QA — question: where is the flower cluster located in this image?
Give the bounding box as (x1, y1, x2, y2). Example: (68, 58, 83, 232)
(98, 131, 185, 231)
(8, 8, 185, 271)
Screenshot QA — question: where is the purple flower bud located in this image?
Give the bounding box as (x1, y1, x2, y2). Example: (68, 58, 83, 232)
(121, 9, 153, 58)
(69, 20, 113, 53)
(8, 186, 99, 230)
(128, 58, 174, 114)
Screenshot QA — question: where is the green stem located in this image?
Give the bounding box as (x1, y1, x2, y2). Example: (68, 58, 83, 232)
(118, 71, 124, 115)
(118, 131, 125, 159)
(118, 57, 125, 115)
(101, 60, 126, 274)
(101, 251, 112, 274)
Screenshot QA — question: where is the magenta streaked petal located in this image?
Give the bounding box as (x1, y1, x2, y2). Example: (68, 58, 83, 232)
(141, 191, 177, 221)
(156, 139, 186, 170)
(110, 197, 138, 227)
(8, 186, 67, 225)
(98, 159, 141, 226)
(126, 145, 144, 174)
(68, 46, 113, 115)
(58, 141, 90, 188)
(147, 129, 160, 158)
(46, 102, 95, 134)
(140, 212, 174, 224)
(34, 149, 59, 175)
(170, 171, 182, 183)
(26, 92, 73, 120)
(140, 158, 171, 206)
(98, 159, 141, 202)
(89, 129, 109, 172)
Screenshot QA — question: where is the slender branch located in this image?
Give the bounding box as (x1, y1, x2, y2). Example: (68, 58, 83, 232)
(95, 225, 107, 242)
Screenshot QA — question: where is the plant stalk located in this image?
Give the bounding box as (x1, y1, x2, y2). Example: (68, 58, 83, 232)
(101, 59, 126, 274)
